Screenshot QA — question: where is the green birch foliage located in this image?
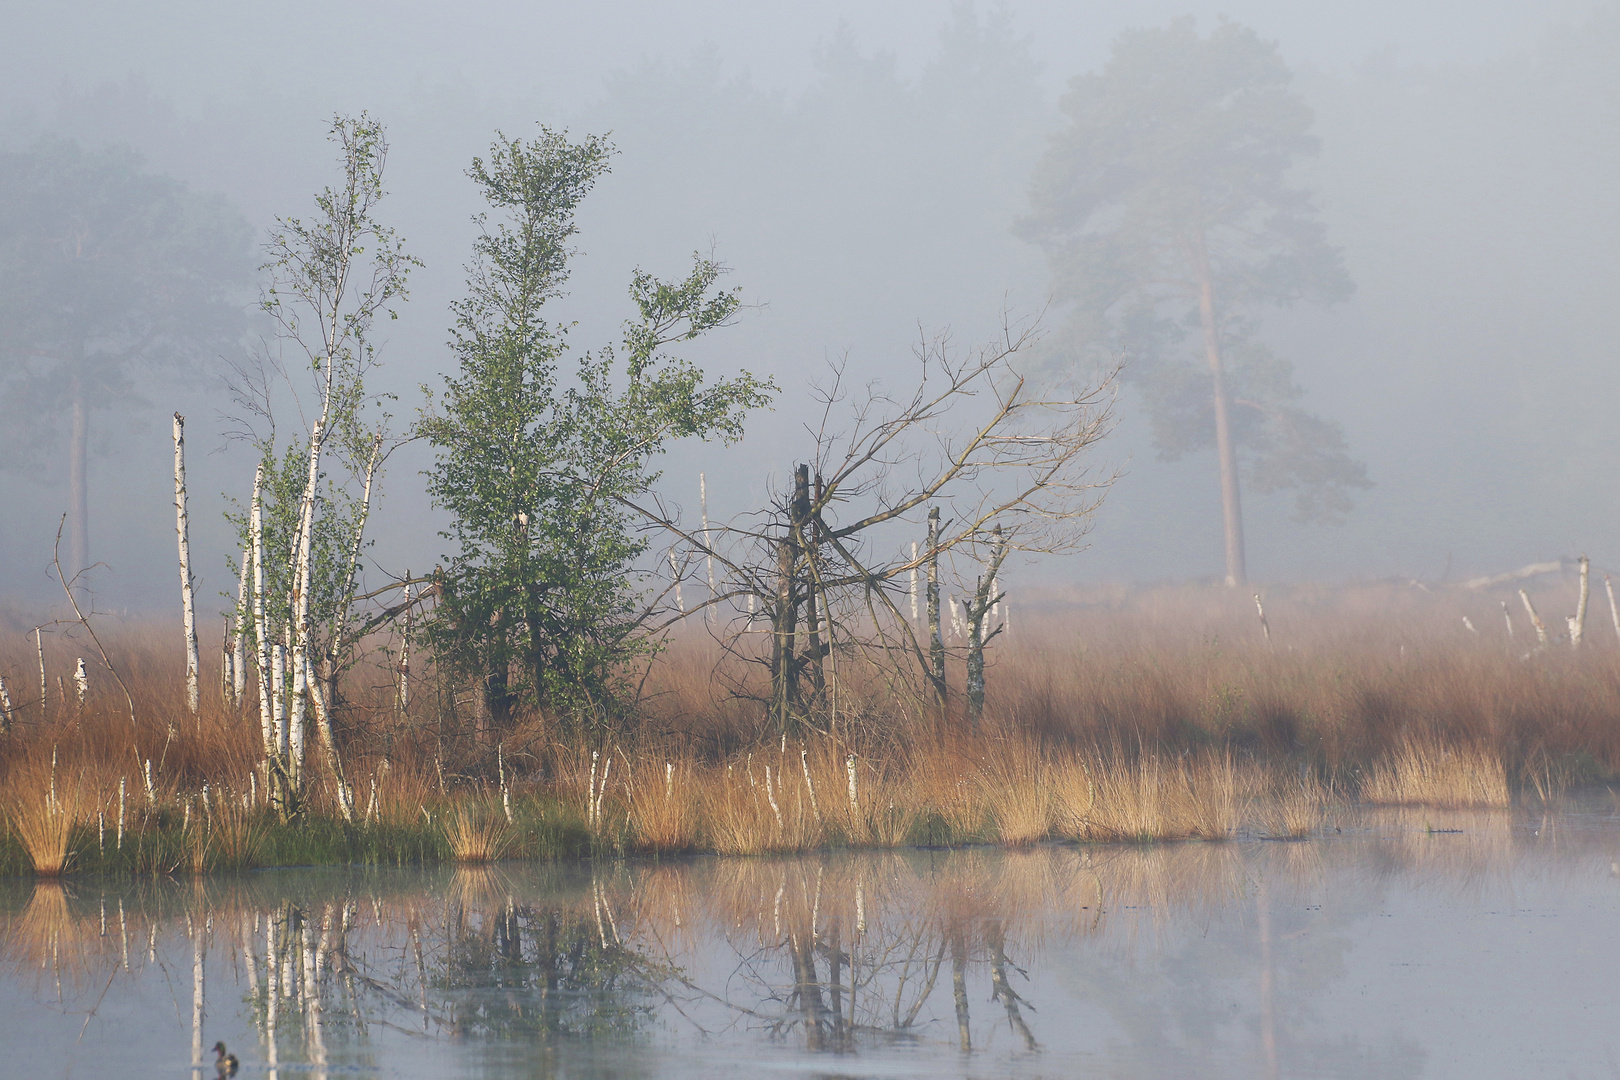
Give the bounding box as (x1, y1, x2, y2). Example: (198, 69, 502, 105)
(422, 128, 772, 731)
(229, 115, 417, 670)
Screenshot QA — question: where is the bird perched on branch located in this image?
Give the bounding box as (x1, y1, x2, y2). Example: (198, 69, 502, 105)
(211, 1042, 239, 1078)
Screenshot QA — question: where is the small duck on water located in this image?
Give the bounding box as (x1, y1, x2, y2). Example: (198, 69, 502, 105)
(211, 1042, 239, 1078)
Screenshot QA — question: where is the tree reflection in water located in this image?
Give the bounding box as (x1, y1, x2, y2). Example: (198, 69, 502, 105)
(1, 808, 1597, 1078)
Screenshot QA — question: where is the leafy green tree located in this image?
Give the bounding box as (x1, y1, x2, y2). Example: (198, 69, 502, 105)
(0, 137, 253, 576)
(1021, 18, 1367, 585)
(422, 128, 772, 736)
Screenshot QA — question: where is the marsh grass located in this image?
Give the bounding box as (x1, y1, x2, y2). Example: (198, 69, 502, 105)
(4, 755, 85, 876)
(1362, 738, 1511, 808)
(1054, 753, 1237, 843)
(4, 581, 1616, 872)
(1253, 771, 1332, 838)
(445, 800, 514, 863)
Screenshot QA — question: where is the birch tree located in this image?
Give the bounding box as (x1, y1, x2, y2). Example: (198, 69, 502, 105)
(231, 113, 418, 819)
(174, 412, 200, 714)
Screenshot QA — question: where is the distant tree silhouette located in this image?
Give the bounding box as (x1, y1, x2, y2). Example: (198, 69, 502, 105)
(0, 137, 252, 577)
(1021, 18, 1367, 585)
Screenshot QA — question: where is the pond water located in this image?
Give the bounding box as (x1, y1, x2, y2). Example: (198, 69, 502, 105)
(4, 802, 1619, 1079)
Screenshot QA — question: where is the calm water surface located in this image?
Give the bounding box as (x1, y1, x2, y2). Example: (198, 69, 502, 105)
(4, 802, 1620, 1079)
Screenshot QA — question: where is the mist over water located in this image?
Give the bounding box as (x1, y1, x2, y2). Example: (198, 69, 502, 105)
(2, 0, 1616, 614)
(5, 805, 1620, 1079)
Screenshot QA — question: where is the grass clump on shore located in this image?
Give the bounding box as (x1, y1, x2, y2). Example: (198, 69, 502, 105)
(1361, 738, 1511, 808)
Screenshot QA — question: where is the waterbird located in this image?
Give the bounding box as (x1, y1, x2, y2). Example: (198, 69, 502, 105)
(211, 1042, 239, 1079)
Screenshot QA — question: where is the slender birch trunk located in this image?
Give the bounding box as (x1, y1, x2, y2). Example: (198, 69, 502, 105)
(232, 547, 250, 707)
(909, 541, 919, 623)
(1607, 574, 1620, 644)
(251, 467, 277, 788)
(1519, 589, 1549, 646)
(926, 507, 945, 711)
(965, 526, 1009, 727)
(307, 665, 354, 821)
(1571, 554, 1590, 649)
(173, 414, 200, 714)
(35, 627, 46, 719)
(287, 414, 327, 797)
(397, 581, 411, 714)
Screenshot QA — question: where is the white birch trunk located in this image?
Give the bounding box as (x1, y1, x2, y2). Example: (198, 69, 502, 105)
(910, 541, 919, 623)
(288, 422, 323, 788)
(272, 643, 288, 761)
(173, 413, 200, 714)
(307, 669, 354, 821)
(233, 546, 251, 707)
(1519, 588, 1549, 645)
(35, 627, 45, 719)
(1572, 554, 1590, 649)
(397, 585, 411, 713)
(1608, 574, 1620, 644)
(251, 467, 276, 771)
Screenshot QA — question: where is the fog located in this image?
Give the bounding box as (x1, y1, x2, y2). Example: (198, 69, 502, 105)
(1, 0, 1615, 615)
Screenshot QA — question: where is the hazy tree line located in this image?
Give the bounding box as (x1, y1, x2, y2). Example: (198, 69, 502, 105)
(2, 5, 1618, 602)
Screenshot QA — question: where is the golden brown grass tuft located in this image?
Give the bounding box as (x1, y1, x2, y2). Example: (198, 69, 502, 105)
(625, 759, 699, 852)
(445, 801, 514, 863)
(975, 740, 1055, 845)
(4, 754, 85, 876)
(209, 794, 267, 870)
(1361, 738, 1511, 808)
(1252, 771, 1331, 838)
(1057, 753, 1237, 843)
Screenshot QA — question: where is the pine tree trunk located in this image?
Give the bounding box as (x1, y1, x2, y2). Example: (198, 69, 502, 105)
(1192, 232, 1247, 587)
(173, 414, 200, 714)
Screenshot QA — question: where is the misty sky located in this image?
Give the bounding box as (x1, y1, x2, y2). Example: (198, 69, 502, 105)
(2, 0, 1615, 614)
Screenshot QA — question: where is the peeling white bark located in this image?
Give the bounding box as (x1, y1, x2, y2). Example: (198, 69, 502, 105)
(251, 467, 275, 773)
(1608, 574, 1620, 644)
(1573, 554, 1590, 649)
(173, 413, 200, 714)
(233, 546, 251, 707)
(1519, 589, 1549, 645)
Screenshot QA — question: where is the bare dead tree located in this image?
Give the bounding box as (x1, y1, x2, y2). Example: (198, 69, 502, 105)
(632, 315, 1116, 734)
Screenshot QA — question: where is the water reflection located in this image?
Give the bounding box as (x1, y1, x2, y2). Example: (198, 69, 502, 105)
(5, 804, 1620, 1079)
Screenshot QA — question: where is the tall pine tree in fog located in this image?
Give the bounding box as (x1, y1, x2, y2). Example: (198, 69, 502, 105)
(0, 139, 252, 578)
(1021, 18, 1366, 586)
